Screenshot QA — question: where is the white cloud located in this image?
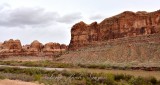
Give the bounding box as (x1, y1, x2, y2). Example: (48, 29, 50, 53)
(0, 5, 82, 28)
(0, 4, 81, 45)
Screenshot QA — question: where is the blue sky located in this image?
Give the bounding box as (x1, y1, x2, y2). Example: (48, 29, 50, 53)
(0, 0, 159, 45)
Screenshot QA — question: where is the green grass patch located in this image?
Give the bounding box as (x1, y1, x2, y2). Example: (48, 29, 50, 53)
(0, 60, 74, 68)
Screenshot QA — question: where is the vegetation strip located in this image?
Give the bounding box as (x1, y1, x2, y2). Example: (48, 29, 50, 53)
(0, 67, 160, 85)
(0, 60, 160, 71)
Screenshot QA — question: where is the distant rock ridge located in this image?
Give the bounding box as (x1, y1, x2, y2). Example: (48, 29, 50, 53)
(0, 39, 68, 57)
(69, 10, 160, 50)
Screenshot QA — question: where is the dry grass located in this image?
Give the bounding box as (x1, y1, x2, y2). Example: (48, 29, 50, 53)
(0, 67, 160, 85)
(69, 68, 160, 80)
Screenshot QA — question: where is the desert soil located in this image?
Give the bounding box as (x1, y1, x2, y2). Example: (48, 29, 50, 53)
(0, 56, 53, 61)
(0, 79, 43, 85)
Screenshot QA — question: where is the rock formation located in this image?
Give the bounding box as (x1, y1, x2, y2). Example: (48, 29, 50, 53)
(0, 39, 22, 53)
(0, 42, 2, 49)
(0, 39, 68, 57)
(30, 40, 43, 52)
(43, 42, 64, 52)
(42, 43, 68, 56)
(60, 44, 68, 51)
(69, 10, 160, 50)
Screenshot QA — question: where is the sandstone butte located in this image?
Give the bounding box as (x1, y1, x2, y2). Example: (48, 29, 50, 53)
(69, 10, 160, 50)
(0, 39, 68, 57)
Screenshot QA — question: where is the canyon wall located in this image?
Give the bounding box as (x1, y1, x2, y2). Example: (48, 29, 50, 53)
(69, 10, 160, 50)
(0, 39, 68, 57)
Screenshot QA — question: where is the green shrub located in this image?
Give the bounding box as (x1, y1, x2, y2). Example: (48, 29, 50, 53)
(0, 75, 5, 79)
(115, 74, 133, 81)
(129, 77, 152, 85)
(34, 74, 42, 81)
(148, 77, 157, 85)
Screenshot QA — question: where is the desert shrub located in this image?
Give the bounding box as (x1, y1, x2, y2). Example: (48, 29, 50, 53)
(0, 61, 74, 68)
(129, 77, 152, 85)
(71, 79, 86, 85)
(148, 77, 157, 85)
(23, 61, 37, 66)
(105, 73, 117, 85)
(0, 67, 160, 85)
(61, 70, 75, 77)
(34, 74, 42, 81)
(156, 81, 160, 85)
(115, 74, 133, 81)
(0, 75, 5, 79)
(78, 64, 109, 69)
(0, 72, 34, 81)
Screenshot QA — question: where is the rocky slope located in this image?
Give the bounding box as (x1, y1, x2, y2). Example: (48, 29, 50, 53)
(0, 39, 68, 57)
(59, 33, 160, 67)
(57, 10, 160, 67)
(69, 10, 160, 50)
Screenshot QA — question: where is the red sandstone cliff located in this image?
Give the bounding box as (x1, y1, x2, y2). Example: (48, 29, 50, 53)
(0, 39, 68, 57)
(69, 10, 160, 50)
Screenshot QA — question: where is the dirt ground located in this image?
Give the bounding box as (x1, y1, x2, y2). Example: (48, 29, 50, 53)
(0, 79, 43, 85)
(0, 56, 53, 61)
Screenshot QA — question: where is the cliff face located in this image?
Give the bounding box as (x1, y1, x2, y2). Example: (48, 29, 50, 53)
(69, 10, 160, 50)
(0, 39, 68, 57)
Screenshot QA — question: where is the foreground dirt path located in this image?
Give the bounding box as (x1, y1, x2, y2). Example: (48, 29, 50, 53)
(0, 79, 43, 85)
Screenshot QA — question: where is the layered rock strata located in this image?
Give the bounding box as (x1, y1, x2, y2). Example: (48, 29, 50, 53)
(69, 10, 160, 50)
(0, 39, 67, 57)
